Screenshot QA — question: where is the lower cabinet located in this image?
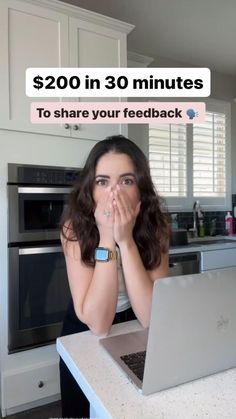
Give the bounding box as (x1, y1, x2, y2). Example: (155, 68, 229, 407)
(1, 361, 60, 411)
(200, 248, 236, 271)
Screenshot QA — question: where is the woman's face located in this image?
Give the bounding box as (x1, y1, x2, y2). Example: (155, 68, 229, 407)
(93, 152, 140, 209)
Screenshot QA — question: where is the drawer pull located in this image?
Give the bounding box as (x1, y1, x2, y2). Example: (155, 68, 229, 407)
(38, 380, 44, 388)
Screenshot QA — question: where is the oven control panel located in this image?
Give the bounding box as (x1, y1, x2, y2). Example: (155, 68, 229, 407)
(8, 163, 80, 185)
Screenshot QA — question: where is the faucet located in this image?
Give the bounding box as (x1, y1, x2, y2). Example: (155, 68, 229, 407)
(193, 201, 198, 233)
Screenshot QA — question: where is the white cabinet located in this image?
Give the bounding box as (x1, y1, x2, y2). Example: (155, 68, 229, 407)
(0, 0, 68, 137)
(2, 361, 60, 410)
(200, 247, 236, 271)
(0, 0, 133, 139)
(67, 16, 129, 140)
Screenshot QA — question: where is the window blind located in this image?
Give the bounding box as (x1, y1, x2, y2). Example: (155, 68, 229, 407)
(149, 124, 187, 197)
(193, 112, 226, 197)
(149, 100, 230, 211)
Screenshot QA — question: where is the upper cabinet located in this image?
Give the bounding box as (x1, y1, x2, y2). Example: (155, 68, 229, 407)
(0, 0, 134, 139)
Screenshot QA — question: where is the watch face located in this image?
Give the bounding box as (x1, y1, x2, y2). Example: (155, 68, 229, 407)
(95, 248, 109, 261)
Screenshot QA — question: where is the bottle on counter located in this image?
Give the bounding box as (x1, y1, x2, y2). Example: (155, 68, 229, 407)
(225, 211, 233, 235)
(171, 213, 178, 230)
(198, 219, 205, 237)
(209, 218, 217, 236)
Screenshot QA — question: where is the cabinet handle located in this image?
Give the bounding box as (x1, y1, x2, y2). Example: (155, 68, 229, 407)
(73, 124, 79, 130)
(64, 123, 70, 129)
(38, 380, 44, 388)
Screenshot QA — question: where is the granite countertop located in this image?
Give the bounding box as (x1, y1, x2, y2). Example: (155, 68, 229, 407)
(57, 320, 236, 419)
(170, 235, 236, 254)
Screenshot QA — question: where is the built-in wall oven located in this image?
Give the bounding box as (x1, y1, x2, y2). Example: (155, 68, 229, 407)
(8, 163, 80, 353)
(8, 163, 77, 243)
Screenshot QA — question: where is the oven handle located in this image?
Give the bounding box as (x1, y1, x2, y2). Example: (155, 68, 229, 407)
(18, 187, 71, 194)
(19, 246, 62, 255)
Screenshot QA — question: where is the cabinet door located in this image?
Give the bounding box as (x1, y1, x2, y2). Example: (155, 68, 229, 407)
(2, 361, 60, 409)
(0, 0, 69, 136)
(69, 18, 127, 140)
(201, 248, 236, 271)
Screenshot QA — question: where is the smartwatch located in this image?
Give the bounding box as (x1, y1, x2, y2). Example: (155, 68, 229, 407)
(95, 247, 117, 262)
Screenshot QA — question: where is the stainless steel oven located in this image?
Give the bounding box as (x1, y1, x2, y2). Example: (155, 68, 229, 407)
(8, 163, 79, 243)
(169, 252, 200, 276)
(7, 164, 80, 353)
(8, 244, 71, 352)
(8, 185, 70, 243)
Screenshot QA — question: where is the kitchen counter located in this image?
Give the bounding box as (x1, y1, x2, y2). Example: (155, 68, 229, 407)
(56, 320, 236, 419)
(170, 235, 236, 254)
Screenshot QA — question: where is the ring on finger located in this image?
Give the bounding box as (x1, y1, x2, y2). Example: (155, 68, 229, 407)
(103, 209, 111, 217)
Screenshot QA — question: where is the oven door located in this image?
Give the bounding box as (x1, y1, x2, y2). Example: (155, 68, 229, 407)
(8, 186, 71, 243)
(8, 244, 71, 353)
(169, 252, 200, 276)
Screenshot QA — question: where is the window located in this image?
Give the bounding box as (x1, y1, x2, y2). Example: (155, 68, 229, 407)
(149, 100, 231, 211)
(193, 112, 226, 197)
(149, 123, 187, 197)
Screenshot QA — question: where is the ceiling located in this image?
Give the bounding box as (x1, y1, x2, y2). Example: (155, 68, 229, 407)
(61, 0, 236, 77)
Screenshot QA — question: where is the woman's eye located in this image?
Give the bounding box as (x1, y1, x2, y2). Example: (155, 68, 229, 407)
(95, 178, 108, 186)
(120, 177, 135, 186)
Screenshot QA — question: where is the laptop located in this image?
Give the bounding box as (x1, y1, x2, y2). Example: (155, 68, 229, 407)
(100, 267, 236, 395)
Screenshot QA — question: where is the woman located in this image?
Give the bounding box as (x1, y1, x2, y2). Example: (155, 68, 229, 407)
(60, 135, 170, 418)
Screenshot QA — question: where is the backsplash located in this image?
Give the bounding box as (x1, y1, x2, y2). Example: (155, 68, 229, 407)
(170, 195, 236, 236)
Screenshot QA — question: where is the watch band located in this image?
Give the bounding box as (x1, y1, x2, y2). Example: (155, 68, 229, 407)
(108, 249, 117, 260)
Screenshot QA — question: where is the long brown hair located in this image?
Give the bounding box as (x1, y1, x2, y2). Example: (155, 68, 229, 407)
(61, 135, 170, 269)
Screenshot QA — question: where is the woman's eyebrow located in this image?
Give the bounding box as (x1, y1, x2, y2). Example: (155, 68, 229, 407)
(95, 174, 110, 179)
(119, 172, 136, 178)
(95, 172, 136, 179)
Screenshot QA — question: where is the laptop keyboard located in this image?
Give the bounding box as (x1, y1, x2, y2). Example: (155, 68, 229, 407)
(120, 350, 146, 382)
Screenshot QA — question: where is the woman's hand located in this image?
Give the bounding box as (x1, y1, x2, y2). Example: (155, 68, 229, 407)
(113, 185, 141, 245)
(94, 186, 115, 243)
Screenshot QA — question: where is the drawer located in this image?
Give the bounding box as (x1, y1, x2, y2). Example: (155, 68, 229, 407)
(201, 248, 236, 271)
(2, 361, 60, 409)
